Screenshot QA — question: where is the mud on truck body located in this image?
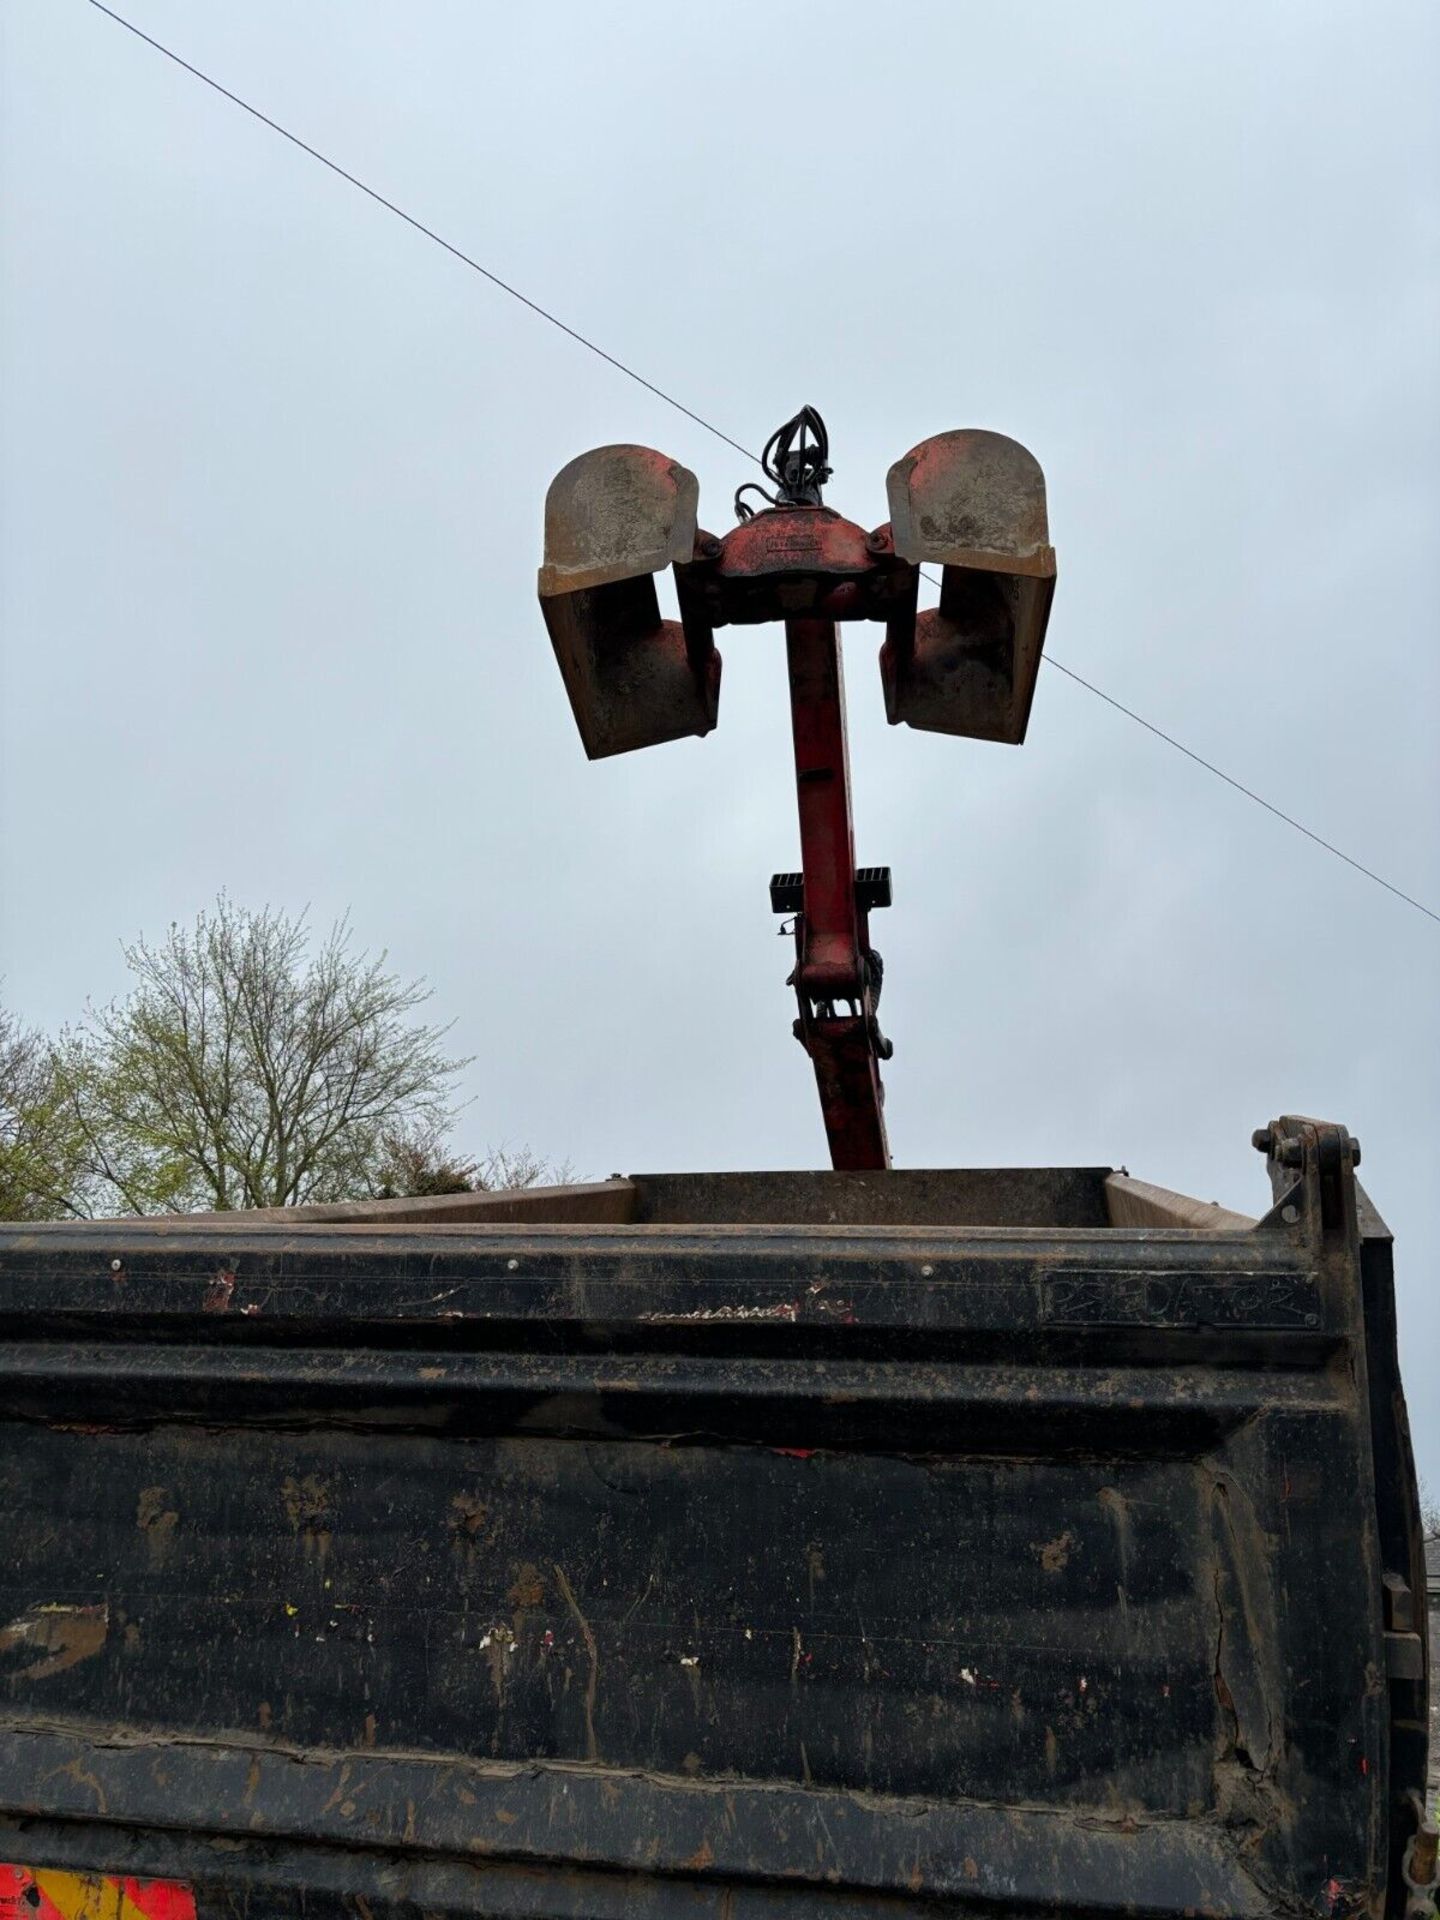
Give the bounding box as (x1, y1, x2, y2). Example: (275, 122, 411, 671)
(0, 1118, 1432, 1917)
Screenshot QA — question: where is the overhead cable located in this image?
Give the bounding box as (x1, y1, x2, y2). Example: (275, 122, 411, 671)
(81, 0, 1439, 927)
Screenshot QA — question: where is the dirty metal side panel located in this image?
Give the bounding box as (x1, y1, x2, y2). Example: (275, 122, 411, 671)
(0, 1188, 1399, 1917)
(629, 1165, 1115, 1227)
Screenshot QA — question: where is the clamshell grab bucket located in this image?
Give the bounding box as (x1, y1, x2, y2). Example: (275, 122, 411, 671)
(881, 430, 1056, 744)
(538, 445, 719, 759)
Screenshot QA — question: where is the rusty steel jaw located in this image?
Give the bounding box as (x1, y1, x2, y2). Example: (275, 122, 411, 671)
(537, 445, 718, 760)
(538, 429, 1055, 755)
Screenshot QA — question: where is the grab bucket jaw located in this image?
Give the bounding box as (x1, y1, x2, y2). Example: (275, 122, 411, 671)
(881, 430, 1056, 744)
(538, 445, 719, 759)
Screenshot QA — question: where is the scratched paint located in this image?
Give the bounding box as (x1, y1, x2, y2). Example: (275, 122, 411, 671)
(1037, 1530, 1075, 1572)
(0, 1605, 108, 1681)
(639, 1302, 801, 1323)
(201, 1271, 235, 1313)
(639, 1290, 858, 1325)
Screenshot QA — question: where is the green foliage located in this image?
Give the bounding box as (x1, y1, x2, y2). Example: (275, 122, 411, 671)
(54, 897, 472, 1214)
(11, 901, 576, 1220)
(0, 1004, 89, 1220)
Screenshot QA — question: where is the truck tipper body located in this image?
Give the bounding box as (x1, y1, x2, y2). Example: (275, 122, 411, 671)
(0, 1117, 1431, 1917)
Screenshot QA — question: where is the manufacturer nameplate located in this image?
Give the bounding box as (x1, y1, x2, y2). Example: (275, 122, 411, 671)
(1042, 1271, 1320, 1329)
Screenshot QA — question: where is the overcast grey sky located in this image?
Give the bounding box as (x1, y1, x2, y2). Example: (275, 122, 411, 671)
(2, 2, 1436, 1478)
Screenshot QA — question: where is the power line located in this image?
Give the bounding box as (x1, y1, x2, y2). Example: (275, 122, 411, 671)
(82, 1, 756, 466)
(1041, 656, 1440, 926)
(82, 0, 1439, 928)
(912, 569, 1439, 925)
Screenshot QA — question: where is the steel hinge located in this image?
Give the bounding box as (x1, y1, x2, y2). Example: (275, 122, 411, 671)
(1384, 1630, 1425, 1681)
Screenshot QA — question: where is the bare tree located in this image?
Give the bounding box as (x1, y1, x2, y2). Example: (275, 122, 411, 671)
(475, 1144, 576, 1192)
(367, 1121, 575, 1200)
(368, 1119, 480, 1198)
(59, 898, 469, 1213)
(0, 1001, 88, 1219)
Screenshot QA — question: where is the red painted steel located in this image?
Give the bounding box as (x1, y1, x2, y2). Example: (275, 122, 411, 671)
(785, 617, 861, 1003)
(783, 617, 889, 1171)
(0, 1864, 196, 1920)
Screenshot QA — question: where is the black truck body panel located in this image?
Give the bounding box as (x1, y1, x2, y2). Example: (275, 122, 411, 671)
(0, 1122, 1430, 1916)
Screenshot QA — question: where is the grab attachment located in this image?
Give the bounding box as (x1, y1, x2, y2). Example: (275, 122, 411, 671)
(538, 411, 1057, 1168)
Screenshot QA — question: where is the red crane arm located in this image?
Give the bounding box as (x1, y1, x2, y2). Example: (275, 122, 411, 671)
(782, 617, 890, 1171)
